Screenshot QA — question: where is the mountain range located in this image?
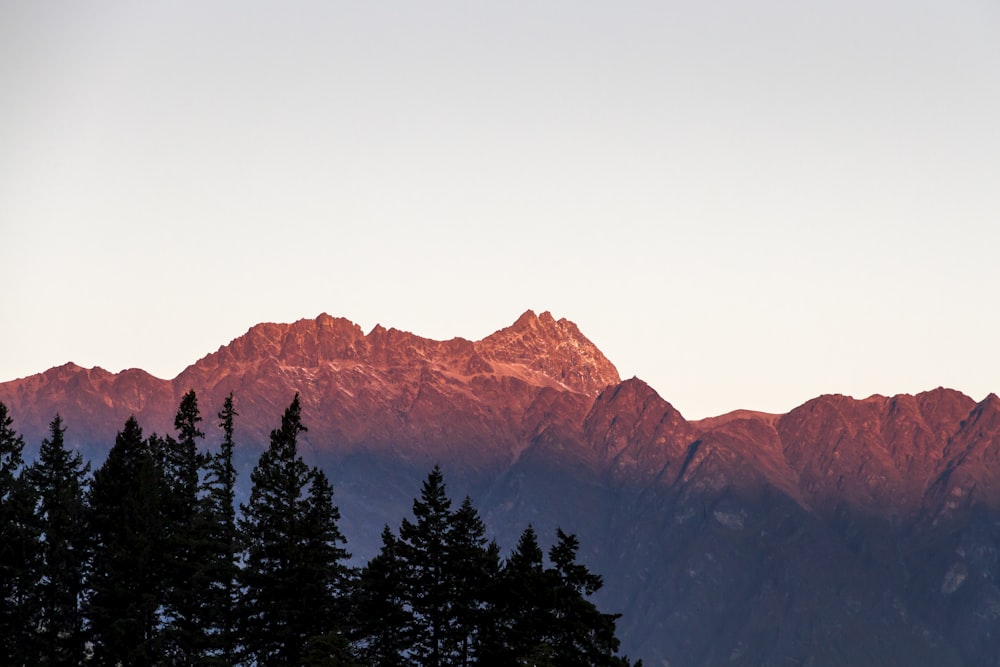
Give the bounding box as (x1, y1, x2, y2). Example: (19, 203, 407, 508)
(3, 310, 1000, 666)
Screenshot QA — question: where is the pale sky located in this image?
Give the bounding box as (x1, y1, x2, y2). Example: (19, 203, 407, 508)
(2, 1, 999, 420)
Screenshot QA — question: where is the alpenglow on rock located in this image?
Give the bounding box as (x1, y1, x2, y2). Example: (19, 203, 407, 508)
(3, 310, 1000, 666)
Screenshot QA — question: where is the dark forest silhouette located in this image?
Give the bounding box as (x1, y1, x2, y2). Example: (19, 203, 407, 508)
(0, 393, 640, 666)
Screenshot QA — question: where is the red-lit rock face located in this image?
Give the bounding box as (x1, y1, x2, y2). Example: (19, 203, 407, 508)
(4, 312, 1000, 519)
(0, 310, 620, 468)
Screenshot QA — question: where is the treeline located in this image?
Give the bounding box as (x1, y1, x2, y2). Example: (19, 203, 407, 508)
(0, 393, 640, 666)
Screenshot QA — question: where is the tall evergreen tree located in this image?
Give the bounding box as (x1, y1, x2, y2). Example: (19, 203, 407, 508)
(397, 465, 454, 667)
(492, 526, 639, 667)
(446, 496, 501, 666)
(352, 525, 412, 666)
(545, 529, 630, 667)
(0, 402, 23, 491)
(201, 392, 240, 665)
(489, 525, 552, 664)
(86, 416, 165, 666)
(161, 390, 212, 664)
(0, 402, 38, 665)
(299, 468, 355, 664)
(299, 468, 352, 639)
(392, 467, 500, 667)
(238, 394, 353, 666)
(25, 414, 91, 666)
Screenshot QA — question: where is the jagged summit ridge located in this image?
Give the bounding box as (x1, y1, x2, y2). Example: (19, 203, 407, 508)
(1, 311, 998, 519)
(478, 310, 620, 395)
(181, 310, 619, 397)
(0, 311, 619, 461)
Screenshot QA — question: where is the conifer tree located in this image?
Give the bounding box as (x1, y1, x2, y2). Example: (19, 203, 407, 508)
(25, 414, 91, 665)
(446, 496, 501, 666)
(493, 526, 640, 667)
(0, 402, 23, 492)
(489, 525, 552, 664)
(201, 392, 240, 665)
(352, 525, 412, 666)
(239, 394, 353, 666)
(0, 402, 39, 665)
(87, 416, 165, 666)
(545, 529, 629, 667)
(161, 390, 212, 664)
(299, 468, 355, 662)
(300, 469, 352, 635)
(397, 465, 454, 667)
(393, 467, 500, 667)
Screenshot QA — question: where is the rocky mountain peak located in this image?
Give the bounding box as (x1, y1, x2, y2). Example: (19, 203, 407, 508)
(278, 314, 367, 365)
(477, 310, 620, 396)
(957, 393, 1000, 446)
(583, 378, 691, 479)
(910, 387, 976, 437)
(977, 391, 1000, 413)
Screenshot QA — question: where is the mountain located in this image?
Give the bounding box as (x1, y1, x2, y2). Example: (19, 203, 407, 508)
(1, 311, 616, 462)
(3, 311, 1000, 666)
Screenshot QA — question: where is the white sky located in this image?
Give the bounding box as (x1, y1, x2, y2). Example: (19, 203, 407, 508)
(2, 1, 999, 419)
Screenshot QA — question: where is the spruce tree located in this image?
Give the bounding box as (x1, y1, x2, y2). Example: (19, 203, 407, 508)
(493, 526, 640, 667)
(0, 402, 23, 492)
(238, 394, 352, 666)
(299, 468, 355, 663)
(352, 525, 412, 666)
(392, 467, 500, 667)
(490, 525, 552, 664)
(397, 465, 454, 667)
(25, 414, 91, 665)
(545, 529, 628, 667)
(86, 416, 165, 666)
(446, 496, 500, 666)
(161, 390, 212, 664)
(0, 402, 39, 665)
(201, 392, 240, 665)
(299, 469, 352, 637)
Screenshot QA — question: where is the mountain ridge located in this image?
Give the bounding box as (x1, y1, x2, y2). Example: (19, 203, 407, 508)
(4, 311, 1000, 666)
(3, 312, 997, 519)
